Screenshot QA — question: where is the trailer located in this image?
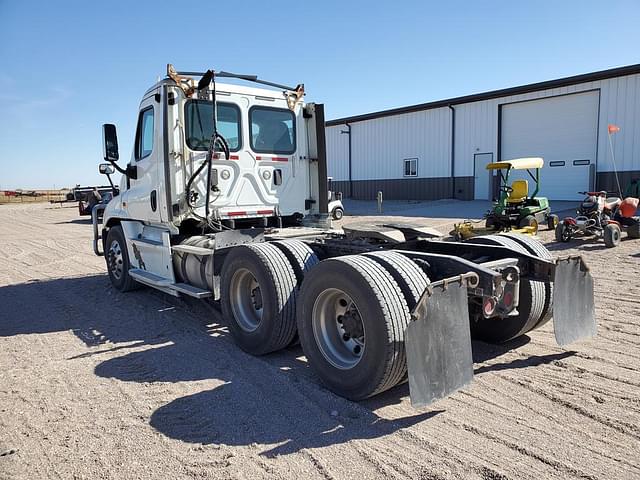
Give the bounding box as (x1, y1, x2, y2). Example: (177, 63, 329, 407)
(93, 65, 596, 407)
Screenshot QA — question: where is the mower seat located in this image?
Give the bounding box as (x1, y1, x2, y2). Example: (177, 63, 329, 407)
(508, 180, 529, 203)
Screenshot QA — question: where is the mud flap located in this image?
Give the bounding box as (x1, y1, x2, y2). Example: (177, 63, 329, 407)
(406, 276, 476, 408)
(553, 257, 596, 345)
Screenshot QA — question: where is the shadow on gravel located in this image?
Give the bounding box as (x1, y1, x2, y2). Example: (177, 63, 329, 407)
(545, 235, 636, 253)
(53, 218, 93, 225)
(149, 383, 442, 457)
(0, 275, 566, 456)
(0, 275, 178, 350)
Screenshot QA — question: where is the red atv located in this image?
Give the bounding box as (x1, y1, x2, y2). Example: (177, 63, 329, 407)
(556, 192, 640, 247)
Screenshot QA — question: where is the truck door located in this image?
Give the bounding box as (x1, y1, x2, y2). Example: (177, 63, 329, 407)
(124, 92, 162, 223)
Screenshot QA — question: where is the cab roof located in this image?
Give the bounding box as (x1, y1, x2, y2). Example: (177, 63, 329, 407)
(143, 78, 292, 101)
(486, 157, 544, 170)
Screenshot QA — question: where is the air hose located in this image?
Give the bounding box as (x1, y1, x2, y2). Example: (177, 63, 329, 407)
(185, 70, 230, 224)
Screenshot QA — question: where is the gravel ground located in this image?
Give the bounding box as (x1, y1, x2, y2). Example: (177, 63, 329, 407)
(1, 202, 639, 480)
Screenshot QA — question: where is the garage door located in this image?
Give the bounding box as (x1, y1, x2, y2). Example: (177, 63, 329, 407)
(500, 91, 599, 201)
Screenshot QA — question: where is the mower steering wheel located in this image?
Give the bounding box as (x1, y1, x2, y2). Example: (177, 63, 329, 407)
(501, 186, 514, 194)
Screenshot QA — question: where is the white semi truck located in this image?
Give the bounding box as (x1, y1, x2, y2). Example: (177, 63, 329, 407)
(93, 65, 596, 407)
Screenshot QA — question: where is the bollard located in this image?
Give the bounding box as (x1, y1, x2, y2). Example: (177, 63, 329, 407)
(377, 191, 383, 214)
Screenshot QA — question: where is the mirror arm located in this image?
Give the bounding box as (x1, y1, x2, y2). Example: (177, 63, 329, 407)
(108, 159, 128, 175)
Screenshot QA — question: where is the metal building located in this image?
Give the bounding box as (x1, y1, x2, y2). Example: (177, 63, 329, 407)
(326, 64, 640, 201)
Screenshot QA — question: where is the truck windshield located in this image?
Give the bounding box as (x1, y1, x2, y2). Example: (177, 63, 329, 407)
(185, 100, 241, 152)
(250, 106, 296, 154)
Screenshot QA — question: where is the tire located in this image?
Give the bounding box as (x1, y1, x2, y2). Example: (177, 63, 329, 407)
(518, 215, 537, 229)
(297, 255, 411, 400)
(500, 233, 553, 329)
(627, 221, 640, 239)
(467, 235, 545, 343)
(485, 216, 496, 230)
(363, 250, 430, 310)
(604, 223, 621, 248)
(547, 214, 559, 230)
(555, 221, 572, 242)
(105, 226, 139, 292)
(272, 240, 320, 347)
(363, 251, 430, 384)
(220, 243, 298, 355)
(332, 207, 344, 220)
(272, 240, 319, 284)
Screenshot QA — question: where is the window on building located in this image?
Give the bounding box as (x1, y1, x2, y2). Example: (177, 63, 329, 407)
(404, 158, 418, 177)
(135, 107, 154, 160)
(185, 101, 241, 151)
(250, 106, 296, 154)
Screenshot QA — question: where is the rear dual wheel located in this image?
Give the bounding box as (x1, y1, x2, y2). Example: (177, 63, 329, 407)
(500, 233, 554, 329)
(220, 241, 319, 355)
(467, 235, 546, 343)
(297, 253, 429, 400)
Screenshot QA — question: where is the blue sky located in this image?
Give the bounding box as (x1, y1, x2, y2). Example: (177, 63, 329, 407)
(1, 0, 639, 189)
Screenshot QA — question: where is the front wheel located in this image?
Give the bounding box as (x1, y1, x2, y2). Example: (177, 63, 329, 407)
(332, 207, 344, 220)
(604, 223, 621, 248)
(555, 221, 572, 242)
(105, 226, 139, 292)
(547, 214, 559, 230)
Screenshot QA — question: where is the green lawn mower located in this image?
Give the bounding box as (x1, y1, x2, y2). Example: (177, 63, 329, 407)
(485, 157, 558, 232)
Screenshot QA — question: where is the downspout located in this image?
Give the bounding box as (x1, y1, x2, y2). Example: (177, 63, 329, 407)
(448, 105, 456, 199)
(340, 123, 352, 197)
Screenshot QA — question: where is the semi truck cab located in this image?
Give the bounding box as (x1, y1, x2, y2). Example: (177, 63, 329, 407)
(102, 67, 326, 234)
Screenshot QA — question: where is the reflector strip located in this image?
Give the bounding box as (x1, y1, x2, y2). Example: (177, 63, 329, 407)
(256, 156, 288, 162)
(224, 209, 274, 217)
(212, 153, 239, 160)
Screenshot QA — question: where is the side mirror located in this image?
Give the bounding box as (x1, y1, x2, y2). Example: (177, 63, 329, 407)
(99, 163, 115, 175)
(102, 124, 119, 162)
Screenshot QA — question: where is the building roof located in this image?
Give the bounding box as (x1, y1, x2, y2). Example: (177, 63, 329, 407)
(326, 63, 640, 126)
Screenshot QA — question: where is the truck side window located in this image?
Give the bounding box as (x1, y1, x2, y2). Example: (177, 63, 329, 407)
(185, 101, 241, 152)
(250, 106, 296, 155)
(135, 106, 154, 160)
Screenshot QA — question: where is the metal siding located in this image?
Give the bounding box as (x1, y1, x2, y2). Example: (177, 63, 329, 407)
(349, 108, 451, 181)
(327, 73, 640, 200)
(454, 73, 640, 180)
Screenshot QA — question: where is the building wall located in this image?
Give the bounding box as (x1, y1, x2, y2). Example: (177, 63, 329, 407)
(326, 72, 640, 200)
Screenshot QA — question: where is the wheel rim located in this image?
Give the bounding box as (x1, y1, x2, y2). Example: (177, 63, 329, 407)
(562, 226, 571, 241)
(107, 239, 124, 280)
(312, 288, 365, 369)
(229, 268, 263, 332)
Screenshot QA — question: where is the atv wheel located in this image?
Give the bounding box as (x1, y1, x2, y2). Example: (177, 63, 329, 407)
(627, 221, 640, 239)
(547, 214, 559, 230)
(604, 223, 621, 247)
(555, 221, 572, 242)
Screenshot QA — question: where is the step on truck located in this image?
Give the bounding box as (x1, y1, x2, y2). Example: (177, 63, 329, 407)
(93, 65, 596, 407)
